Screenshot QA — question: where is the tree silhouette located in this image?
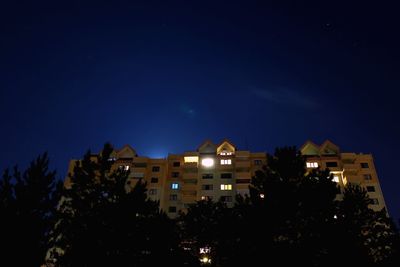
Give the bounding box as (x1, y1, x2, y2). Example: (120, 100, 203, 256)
(0, 153, 61, 267)
(180, 199, 237, 267)
(47, 143, 181, 267)
(325, 184, 400, 267)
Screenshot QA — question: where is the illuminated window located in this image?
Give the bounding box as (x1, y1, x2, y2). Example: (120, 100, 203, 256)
(201, 158, 214, 167)
(220, 184, 232, 190)
(306, 162, 318, 168)
(363, 174, 372, 180)
(220, 159, 232, 165)
(220, 152, 233, 156)
(333, 175, 340, 183)
(184, 156, 199, 163)
(201, 196, 212, 200)
(119, 165, 130, 171)
(171, 183, 179, 190)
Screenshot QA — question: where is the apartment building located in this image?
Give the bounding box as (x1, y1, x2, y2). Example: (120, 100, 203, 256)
(66, 139, 387, 217)
(301, 140, 386, 212)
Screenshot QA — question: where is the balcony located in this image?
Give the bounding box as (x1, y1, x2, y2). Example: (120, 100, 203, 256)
(343, 163, 359, 173)
(235, 161, 250, 168)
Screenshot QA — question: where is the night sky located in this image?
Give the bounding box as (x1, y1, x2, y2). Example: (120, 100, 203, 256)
(1, 1, 399, 221)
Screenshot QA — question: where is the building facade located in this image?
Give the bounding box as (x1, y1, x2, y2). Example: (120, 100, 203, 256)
(66, 139, 387, 217)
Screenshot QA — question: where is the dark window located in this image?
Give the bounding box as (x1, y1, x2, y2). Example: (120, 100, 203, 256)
(173, 162, 180, 167)
(152, 166, 160, 172)
(361, 162, 369, 168)
(254, 159, 262, 165)
(201, 184, 213, 190)
(326, 161, 338, 167)
(172, 172, 180, 178)
(221, 173, 232, 179)
(202, 173, 213, 179)
(169, 194, 178, 201)
(168, 206, 177, 213)
(371, 198, 379, 205)
(236, 179, 251, 184)
(366, 186, 375, 192)
(151, 177, 158, 183)
(220, 196, 233, 202)
(133, 162, 147, 168)
(363, 174, 372, 180)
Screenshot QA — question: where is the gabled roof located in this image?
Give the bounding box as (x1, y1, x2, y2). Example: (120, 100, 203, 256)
(217, 139, 236, 154)
(197, 140, 217, 153)
(117, 144, 137, 158)
(320, 140, 340, 155)
(300, 140, 320, 156)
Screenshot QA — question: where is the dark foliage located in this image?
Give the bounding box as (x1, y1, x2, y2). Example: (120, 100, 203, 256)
(0, 153, 61, 267)
(180, 146, 400, 267)
(47, 143, 183, 267)
(1, 145, 399, 267)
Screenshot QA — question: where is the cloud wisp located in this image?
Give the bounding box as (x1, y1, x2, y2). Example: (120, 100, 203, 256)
(251, 87, 319, 109)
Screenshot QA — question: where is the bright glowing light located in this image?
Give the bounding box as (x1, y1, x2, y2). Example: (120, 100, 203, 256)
(306, 162, 318, 168)
(200, 256, 211, 264)
(184, 156, 199, 163)
(220, 159, 232, 165)
(200, 247, 211, 253)
(201, 158, 214, 167)
(171, 183, 179, 190)
(220, 184, 232, 190)
(333, 215, 338, 219)
(119, 165, 130, 171)
(260, 193, 265, 199)
(333, 175, 340, 183)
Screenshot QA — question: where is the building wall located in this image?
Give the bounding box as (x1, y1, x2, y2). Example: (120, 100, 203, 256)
(65, 140, 387, 217)
(301, 140, 387, 212)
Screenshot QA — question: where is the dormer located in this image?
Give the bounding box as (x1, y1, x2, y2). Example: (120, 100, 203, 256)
(300, 140, 320, 156)
(197, 140, 217, 154)
(320, 140, 340, 156)
(217, 140, 236, 156)
(117, 145, 137, 159)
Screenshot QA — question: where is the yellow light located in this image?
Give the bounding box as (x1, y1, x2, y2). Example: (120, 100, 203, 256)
(200, 256, 211, 264)
(184, 156, 199, 163)
(201, 158, 214, 167)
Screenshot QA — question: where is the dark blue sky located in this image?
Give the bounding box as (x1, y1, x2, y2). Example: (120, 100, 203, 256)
(1, 1, 399, 220)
